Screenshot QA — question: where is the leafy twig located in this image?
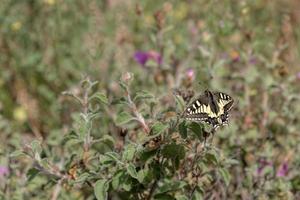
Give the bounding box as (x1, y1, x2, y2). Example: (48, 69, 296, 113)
(124, 82, 150, 134)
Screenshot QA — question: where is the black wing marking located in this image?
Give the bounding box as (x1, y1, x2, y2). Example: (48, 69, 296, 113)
(183, 93, 211, 121)
(213, 92, 234, 126)
(213, 92, 234, 112)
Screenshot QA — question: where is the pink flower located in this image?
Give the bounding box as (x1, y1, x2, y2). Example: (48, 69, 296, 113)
(134, 51, 162, 66)
(276, 161, 289, 177)
(0, 166, 9, 177)
(186, 68, 195, 80)
(147, 51, 162, 64)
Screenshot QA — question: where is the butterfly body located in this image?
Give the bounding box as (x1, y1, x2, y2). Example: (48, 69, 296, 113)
(183, 90, 234, 129)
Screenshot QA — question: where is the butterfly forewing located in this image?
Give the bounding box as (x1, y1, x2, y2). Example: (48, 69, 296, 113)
(183, 94, 210, 121)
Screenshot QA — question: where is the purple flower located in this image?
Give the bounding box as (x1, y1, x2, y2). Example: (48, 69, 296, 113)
(276, 161, 289, 177)
(0, 166, 9, 177)
(257, 159, 272, 175)
(134, 51, 149, 66)
(134, 51, 162, 66)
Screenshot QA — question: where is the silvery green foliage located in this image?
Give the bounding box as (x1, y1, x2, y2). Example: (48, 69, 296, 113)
(14, 77, 234, 200)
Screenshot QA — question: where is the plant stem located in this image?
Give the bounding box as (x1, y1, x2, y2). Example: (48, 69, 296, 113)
(126, 87, 150, 134)
(189, 185, 197, 200)
(147, 179, 158, 200)
(51, 179, 62, 200)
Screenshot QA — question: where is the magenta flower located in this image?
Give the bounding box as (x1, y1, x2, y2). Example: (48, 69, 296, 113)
(148, 51, 162, 64)
(0, 166, 9, 177)
(134, 51, 148, 66)
(134, 50, 162, 66)
(276, 161, 289, 177)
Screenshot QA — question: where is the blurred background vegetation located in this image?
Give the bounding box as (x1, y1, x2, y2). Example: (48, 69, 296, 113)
(1, 0, 300, 199)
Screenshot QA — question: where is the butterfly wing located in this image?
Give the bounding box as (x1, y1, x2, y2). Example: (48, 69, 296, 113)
(213, 92, 234, 125)
(183, 93, 212, 122)
(183, 91, 234, 129)
(213, 92, 234, 112)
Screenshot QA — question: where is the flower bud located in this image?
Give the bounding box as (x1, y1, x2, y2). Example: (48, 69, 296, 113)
(121, 72, 134, 83)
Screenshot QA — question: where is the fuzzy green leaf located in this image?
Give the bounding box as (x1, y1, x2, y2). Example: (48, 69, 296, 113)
(31, 140, 42, 155)
(26, 168, 39, 182)
(174, 95, 186, 113)
(127, 163, 138, 179)
(151, 122, 168, 136)
(10, 150, 26, 157)
(94, 179, 109, 200)
(188, 122, 204, 141)
(90, 92, 108, 105)
(137, 168, 149, 183)
(161, 143, 185, 160)
(179, 121, 187, 139)
(205, 150, 219, 165)
(95, 135, 115, 150)
(122, 144, 136, 161)
(158, 181, 187, 194)
(192, 186, 204, 200)
(122, 177, 132, 191)
(31, 140, 42, 161)
(105, 152, 120, 162)
(75, 172, 89, 184)
(219, 168, 231, 186)
(112, 170, 125, 190)
(139, 149, 158, 163)
(134, 90, 154, 102)
(100, 152, 121, 166)
(115, 111, 134, 125)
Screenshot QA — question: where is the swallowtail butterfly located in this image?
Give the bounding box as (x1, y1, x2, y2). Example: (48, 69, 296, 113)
(183, 90, 234, 129)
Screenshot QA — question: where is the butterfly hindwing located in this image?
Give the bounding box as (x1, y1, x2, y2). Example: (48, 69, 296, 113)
(213, 92, 234, 112)
(213, 91, 234, 126)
